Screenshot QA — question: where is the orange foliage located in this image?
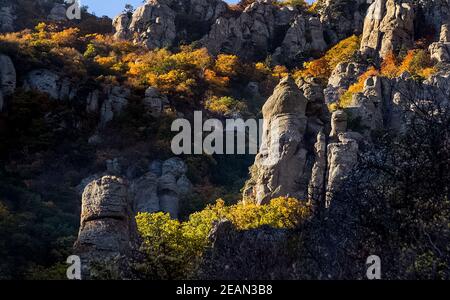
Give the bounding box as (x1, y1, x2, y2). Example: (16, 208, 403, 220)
(380, 52, 399, 78)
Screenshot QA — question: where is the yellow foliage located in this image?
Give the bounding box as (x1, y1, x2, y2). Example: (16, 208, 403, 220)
(297, 35, 360, 80)
(205, 95, 246, 115)
(51, 28, 80, 46)
(214, 54, 240, 77)
(272, 65, 289, 79)
(135, 197, 311, 278)
(338, 67, 379, 108)
(397, 49, 436, 78)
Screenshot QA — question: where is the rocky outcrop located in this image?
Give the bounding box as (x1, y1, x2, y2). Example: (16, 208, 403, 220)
(0, 54, 16, 111)
(243, 76, 309, 204)
(324, 61, 367, 103)
(198, 220, 301, 280)
(143, 87, 169, 117)
(113, 0, 227, 49)
(77, 157, 192, 218)
(100, 86, 130, 127)
(245, 76, 362, 207)
(273, 15, 327, 65)
(360, 0, 415, 58)
(0, 5, 15, 32)
(133, 157, 192, 218)
(429, 24, 450, 63)
(74, 157, 193, 277)
(114, 1, 177, 49)
(201, 1, 297, 61)
(48, 3, 67, 21)
(23, 69, 77, 101)
(74, 176, 137, 279)
(317, 0, 369, 44)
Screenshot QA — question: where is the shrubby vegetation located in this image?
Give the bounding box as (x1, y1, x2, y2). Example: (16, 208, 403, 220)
(332, 49, 437, 109)
(294, 35, 360, 81)
(135, 197, 311, 279)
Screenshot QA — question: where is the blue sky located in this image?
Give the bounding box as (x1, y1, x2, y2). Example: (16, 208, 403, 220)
(82, 0, 146, 17)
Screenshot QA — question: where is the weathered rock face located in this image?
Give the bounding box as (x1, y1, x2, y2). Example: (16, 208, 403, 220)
(23, 69, 77, 101)
(100, 86, 130, 127)
(48, 3, 67, 21)
(273, 15, 327, 65)
(74, 176, 136, 279)
(360, 0, 415, 58)
(0, 54, 16, 101)
(202, 1, 297, 61)
(245, 77, 362, 207)
(429, 24, 450, 63)
(325, 61, 367, 103)
(132, 157, 192, 219)
(244, 76, 309, 204)
(347, 75, 384, 134)
(143, 87, 169, 117)
(198, 220, 301, 280)
(74, 157, 193, 277)
(317, 0, 369, 44)
(0, 5, 15, 32)
(113, 0, 227, 49)
(114, 1, 177, 49)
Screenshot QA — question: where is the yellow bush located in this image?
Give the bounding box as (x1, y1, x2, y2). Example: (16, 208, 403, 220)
(337, 67, 379, 108)
(136, 197, 311, 278)
(214, 54, 240, 77)
(296, 35, 360, 80)
(397, 49, 436, 78)
(205, 95, 246, 115)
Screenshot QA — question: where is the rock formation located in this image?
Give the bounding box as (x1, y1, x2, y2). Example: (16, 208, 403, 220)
(360, 0, 415, 58)
(243, 75, 309, 204)
(74, 176, 137, 279)
(100, 86, 130, 127)
(317, 0, 369, 44)
(244, 76, 363, 207)
(0, 5, 15, 33)
(429, 24, 450, 63)
(74, 157, 193, 276)
(0, 54, 16, 111)
(324, 61, 367, 103)
(198, 220, 300, 280)
(113, 0, 227, 50)
(23, 69, 77, 101)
